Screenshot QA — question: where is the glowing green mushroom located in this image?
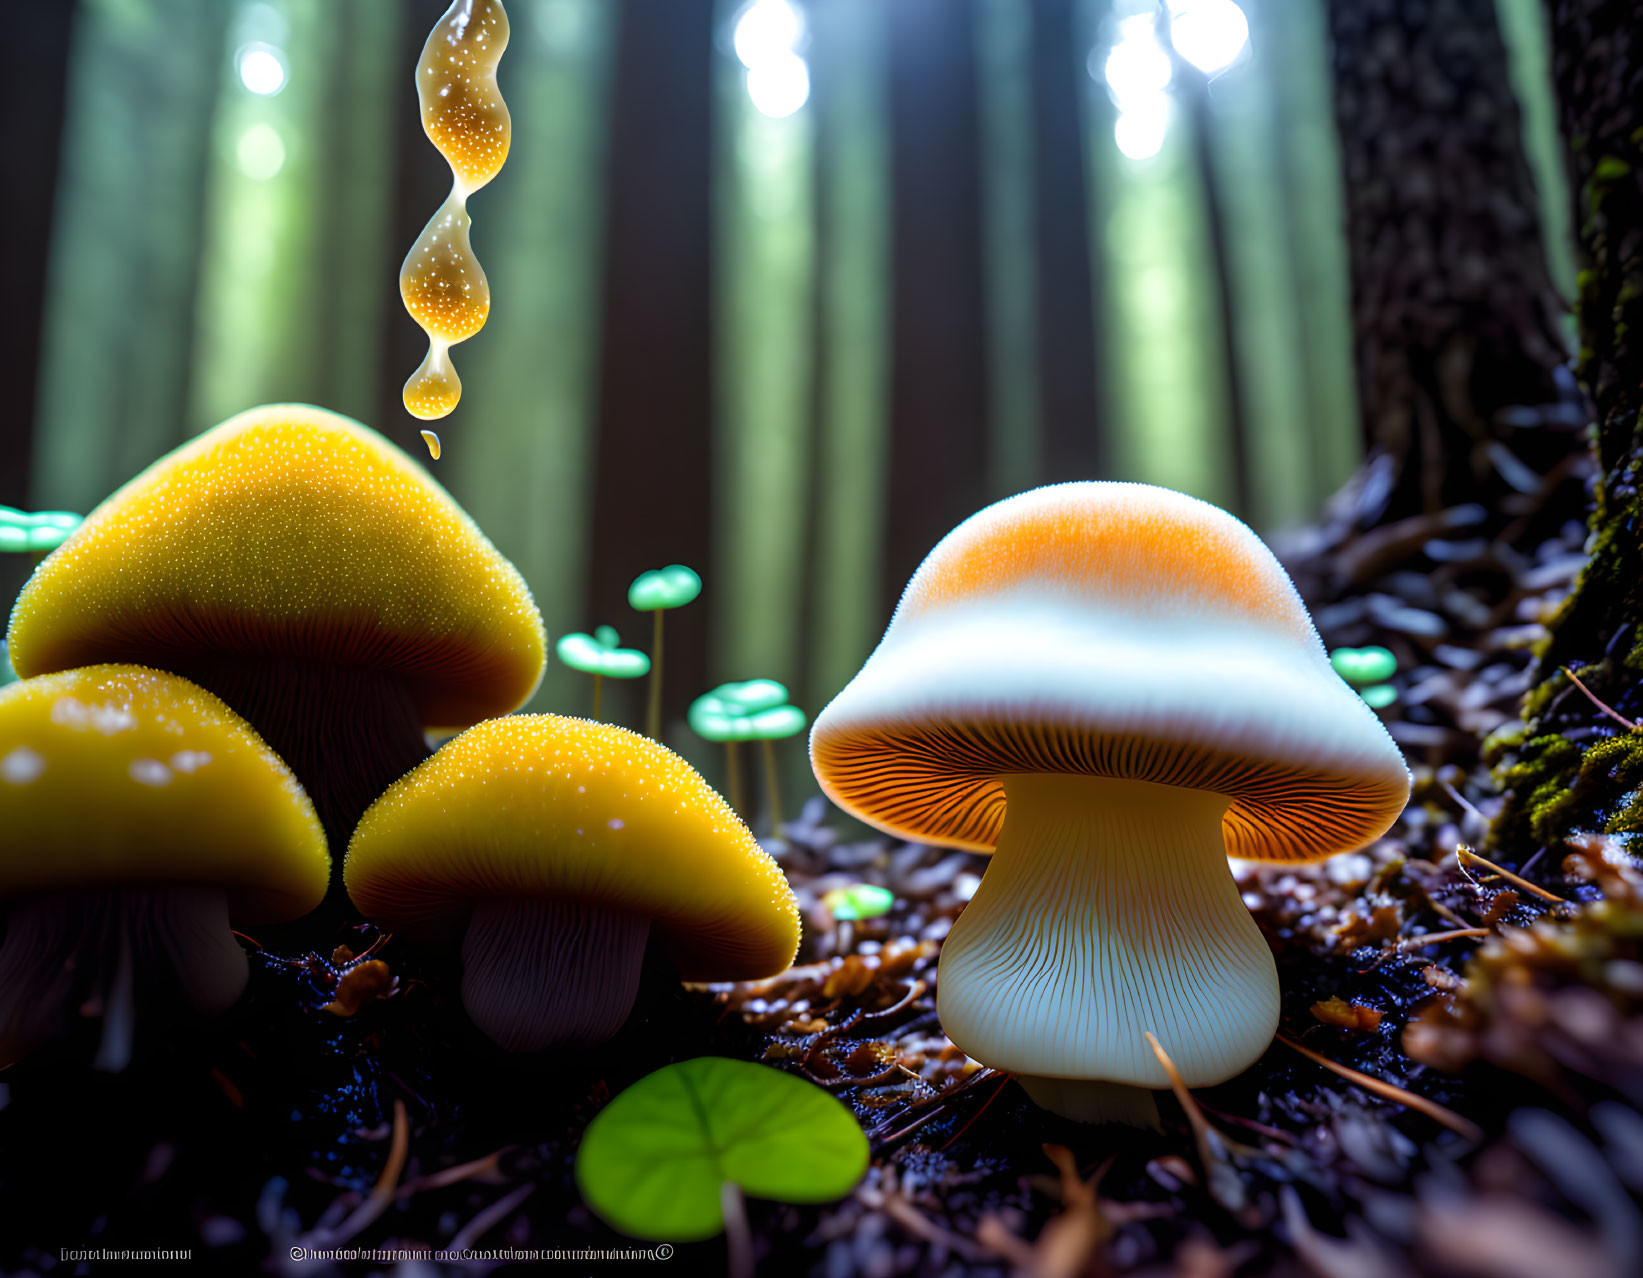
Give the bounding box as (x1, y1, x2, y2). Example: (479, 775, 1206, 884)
(0, 507, 82, 559)
(628, 564, 702, 740)
(821, 883, 895, 921)
(1330, 645, 1398, 709)
(821, 883, 895, 956)
(576, 1057, 867, 1256)
(688, 680, 807, 833)
(555, 626, 650, 721)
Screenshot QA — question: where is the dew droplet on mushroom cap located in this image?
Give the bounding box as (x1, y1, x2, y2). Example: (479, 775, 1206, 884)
(5, 404, 546, 850)
(809, 481, 1411, 1125)
(344, 714, 800, 1052)
(0, 665, 327, 1069)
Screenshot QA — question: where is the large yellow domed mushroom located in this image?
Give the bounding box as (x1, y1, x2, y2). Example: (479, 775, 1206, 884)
(810, 482, 1410, 1125)
(6, 404, 546, 846)
(346, 715, 800, 1051)
(0, 665, 328, 1069)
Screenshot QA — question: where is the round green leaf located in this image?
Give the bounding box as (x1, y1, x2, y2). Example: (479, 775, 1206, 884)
(576, 1058, 868, 1242)
(822, 884, 895, 922)
(1330, 646, 1397, 687)
(628, 564, 702, 612)
(1359, 682, 1398, 709)
(556, 630, 651, 679)
(0, 526, 28, 552)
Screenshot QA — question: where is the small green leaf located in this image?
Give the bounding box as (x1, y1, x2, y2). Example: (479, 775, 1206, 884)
(628, 564, 702, 611)
(1330, 646, 1397, 687)
(576, 1058, 868, 1241)
(1359, 683, 1398, 709)
(556, 629, 651, 679)
(822, 884, 895, 921)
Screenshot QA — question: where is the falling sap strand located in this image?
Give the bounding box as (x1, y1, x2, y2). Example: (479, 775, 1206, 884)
(420, 430, 443, 460)
(400, 0, 510, 422)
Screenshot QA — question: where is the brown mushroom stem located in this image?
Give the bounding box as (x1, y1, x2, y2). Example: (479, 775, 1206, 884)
(937, 774, 1280, 1125)
(172, 656, 431, 848)
(460, 899, 651, 1051)
(760, 738, 784, 835)
(646, 610, 665, 740)
(0, 886, 248, 1070)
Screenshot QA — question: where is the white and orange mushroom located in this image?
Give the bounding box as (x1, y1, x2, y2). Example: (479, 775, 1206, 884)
(810, 482, 1409, 1125)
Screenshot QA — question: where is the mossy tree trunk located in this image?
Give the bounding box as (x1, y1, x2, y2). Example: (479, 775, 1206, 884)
(1492, 2, 1643, 849)
(1324, 0, 1578, 529)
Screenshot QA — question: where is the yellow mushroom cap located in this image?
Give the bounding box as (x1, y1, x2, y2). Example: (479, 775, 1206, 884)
(7, 404, 545, 730)
(346, 715, 801, 979)
(811, 482, 1411, 861)
(0, 665, 328, 922)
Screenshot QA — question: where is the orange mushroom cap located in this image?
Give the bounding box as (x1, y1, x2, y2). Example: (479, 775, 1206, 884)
(6, 404, 545, 730)
(810, 482, 1410, 861)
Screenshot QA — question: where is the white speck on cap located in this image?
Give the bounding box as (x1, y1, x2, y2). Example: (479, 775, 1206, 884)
(1, 747, 45, 785)
(129, 759, 173, 787)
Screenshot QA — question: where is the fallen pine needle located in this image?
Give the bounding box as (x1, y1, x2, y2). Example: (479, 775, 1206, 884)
(1277, 1034, 1482, 1141)
(450, 1182, 534, 1252)
(1145, 1032, 1250, 1215)
(1397, 927, 1493, 949)
(938, 1070, 1014, 1151)
(397, 1148, 509, 1199)
(859, 1171, 990, 1264)
(307, 1099, 410, 1246)
(1457, 846, 1565, 903)
(1561, 666, 1639, 732)
(1145, 1033, 1215, 1166)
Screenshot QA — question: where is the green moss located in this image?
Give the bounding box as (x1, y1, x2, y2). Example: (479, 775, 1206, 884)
(1494, 727, 1643, 850)
(1592, 155, 1633, 183)
(1495, 733, 1583, 848)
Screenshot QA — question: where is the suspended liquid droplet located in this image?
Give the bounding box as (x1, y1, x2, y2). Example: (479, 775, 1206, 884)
(400, 0, 510, 421)
(420, 430, 443, 460)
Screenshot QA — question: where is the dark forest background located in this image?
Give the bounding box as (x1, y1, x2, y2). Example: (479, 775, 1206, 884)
(0, 0, 1579, 791)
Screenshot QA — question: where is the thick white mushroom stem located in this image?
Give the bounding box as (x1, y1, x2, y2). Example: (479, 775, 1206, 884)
(461, 899, 651, 1052)
(937, 773, 1280, 1125)
(0, 885, 248, 1071)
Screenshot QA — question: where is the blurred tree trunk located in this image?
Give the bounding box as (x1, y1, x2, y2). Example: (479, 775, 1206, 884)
(587, 0, 717, 741)
(1324, 0, 1578, 531)
(1490, 2, 1643, 849)
(0, 0, 73, 614)
(884, 0, 990, 615)
(1028, 0, 1101, 484)
(1282, 0, 1585, 767)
